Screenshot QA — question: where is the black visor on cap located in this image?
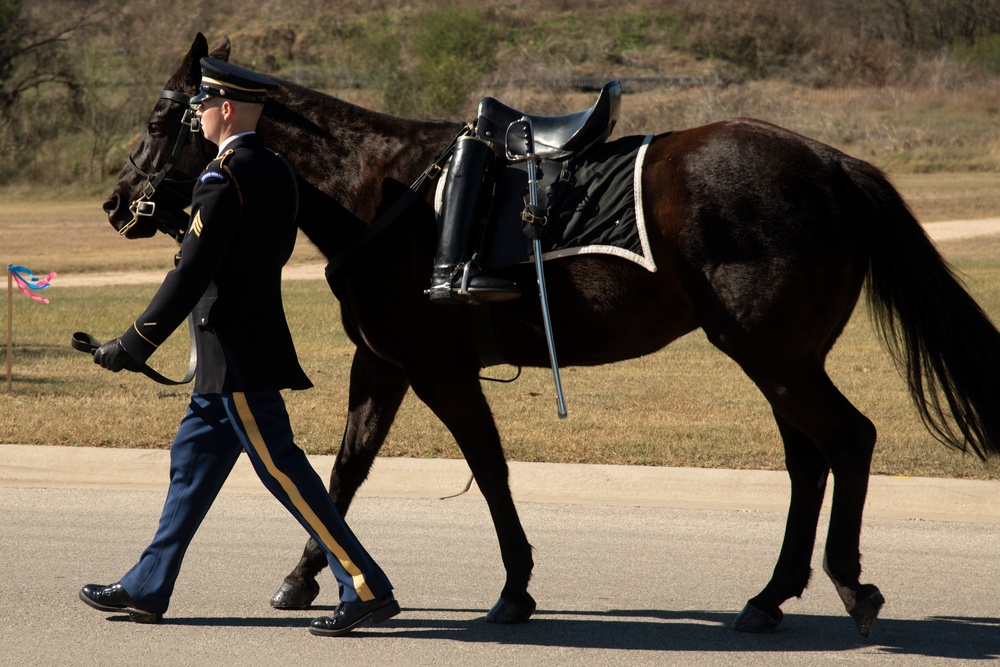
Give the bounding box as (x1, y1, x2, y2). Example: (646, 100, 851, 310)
(190, 90, 212, 105)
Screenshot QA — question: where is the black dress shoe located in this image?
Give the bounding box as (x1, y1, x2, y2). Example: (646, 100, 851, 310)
(79, 582, 162, 624)
(309, 593, 400, 637)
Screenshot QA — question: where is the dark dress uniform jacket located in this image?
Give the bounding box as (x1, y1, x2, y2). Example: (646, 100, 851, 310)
(120, 133, 312, 394)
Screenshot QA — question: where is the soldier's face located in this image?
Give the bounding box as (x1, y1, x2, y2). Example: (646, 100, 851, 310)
(196, 97, 225, 146)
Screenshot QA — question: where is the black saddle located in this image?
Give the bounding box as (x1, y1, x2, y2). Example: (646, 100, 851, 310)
(475, 81, 622, 161)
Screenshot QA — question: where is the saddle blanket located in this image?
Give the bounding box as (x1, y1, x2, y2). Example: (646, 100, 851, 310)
(435, 133, 657, 273)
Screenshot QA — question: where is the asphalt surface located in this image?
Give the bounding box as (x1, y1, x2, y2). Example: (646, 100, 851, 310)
(2, 444, 1000, 666)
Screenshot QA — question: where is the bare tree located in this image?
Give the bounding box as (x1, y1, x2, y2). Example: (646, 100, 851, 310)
(0, 0, 106, 118)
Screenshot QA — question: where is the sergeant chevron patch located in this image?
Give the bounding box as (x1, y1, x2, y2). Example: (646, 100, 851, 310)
(190, 210, 203, 237)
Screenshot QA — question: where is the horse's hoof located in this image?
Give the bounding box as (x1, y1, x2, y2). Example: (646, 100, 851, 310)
(485, 594, 536, 624)
(848, 585, 885, 637)
(733, 602, 783, 633)
(270, 578, 320, 610)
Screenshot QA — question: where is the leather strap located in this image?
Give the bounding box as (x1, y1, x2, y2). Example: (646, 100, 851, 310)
(325, 125, 471, 279)
(71, 317, 197, 386)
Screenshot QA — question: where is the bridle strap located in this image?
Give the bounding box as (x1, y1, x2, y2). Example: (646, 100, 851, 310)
(88, 91, 210, 384)
(120, 89, 204, 240)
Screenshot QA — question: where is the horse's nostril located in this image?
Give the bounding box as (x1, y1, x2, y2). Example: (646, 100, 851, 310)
(103, 193, 120, 216)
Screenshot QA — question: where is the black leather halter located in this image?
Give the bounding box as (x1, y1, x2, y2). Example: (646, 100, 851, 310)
(119, 89, 206, 242)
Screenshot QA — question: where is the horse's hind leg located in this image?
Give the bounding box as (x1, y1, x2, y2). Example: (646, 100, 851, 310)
(407, 372, 536, 623)
(736, 368, 884, 635)
(734, 411, 829, 632)
(271, 348, 410, 609)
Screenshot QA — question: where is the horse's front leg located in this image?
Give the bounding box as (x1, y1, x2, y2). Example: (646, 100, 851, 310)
(409, 371, 536, 623)
(271, 347, 410, 609)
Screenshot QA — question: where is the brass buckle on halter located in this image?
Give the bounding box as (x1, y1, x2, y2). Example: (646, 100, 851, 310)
(182, 108, 201, 134)
(133, 199, 156, 217)
(121, 190, 157, 236)
(133, 183, 158, 218)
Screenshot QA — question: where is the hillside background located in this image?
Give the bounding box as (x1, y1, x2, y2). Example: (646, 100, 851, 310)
(1, 0, 999, 197)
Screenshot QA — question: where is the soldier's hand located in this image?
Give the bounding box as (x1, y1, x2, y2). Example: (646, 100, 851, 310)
(93, 338, 140, 373)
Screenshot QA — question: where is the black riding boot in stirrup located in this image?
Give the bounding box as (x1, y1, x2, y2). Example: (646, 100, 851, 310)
(427, 136, 520, 304)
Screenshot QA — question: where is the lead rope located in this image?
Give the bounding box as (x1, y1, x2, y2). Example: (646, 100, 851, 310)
(70, 316, 197, 386)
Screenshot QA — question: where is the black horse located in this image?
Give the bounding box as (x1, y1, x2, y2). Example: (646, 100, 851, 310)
(103, 34, 1000, 636)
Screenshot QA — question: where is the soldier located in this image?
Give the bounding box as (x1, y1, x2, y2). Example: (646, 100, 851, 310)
(79, 57, 398, 637)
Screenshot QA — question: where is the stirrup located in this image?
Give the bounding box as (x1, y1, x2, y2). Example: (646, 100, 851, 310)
(425, 260, 520, 305)
(458, 261, 475, 297)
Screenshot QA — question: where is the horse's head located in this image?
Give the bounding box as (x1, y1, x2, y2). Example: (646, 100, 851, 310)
(103, 33, 228, 240)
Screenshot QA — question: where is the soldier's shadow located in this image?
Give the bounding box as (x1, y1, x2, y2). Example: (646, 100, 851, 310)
(144, 608, 1000, 659)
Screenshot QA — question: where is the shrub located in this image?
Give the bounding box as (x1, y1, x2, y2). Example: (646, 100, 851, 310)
(955, 33, 1000, 76)
(384, 7, 498, 118)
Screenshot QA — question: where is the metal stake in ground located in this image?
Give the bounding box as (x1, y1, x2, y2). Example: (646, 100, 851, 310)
(6, 267, 11, 395)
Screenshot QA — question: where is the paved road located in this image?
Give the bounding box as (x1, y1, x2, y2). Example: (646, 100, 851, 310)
(2, 445, 999, 666)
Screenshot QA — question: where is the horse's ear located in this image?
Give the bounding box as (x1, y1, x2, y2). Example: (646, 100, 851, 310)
(210, 36, 231, 62)
(173, 32, 208, 90)
(171, 33, 209, 91)
(191, 33, 209, 58)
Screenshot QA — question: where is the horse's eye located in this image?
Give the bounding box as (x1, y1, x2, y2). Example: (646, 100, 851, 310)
(148, 123, 163, 137)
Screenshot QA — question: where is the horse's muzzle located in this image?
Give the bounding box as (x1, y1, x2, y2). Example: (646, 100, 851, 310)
(103, 191, 158, 239)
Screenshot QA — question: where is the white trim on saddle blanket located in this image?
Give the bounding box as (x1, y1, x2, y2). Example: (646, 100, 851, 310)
(434, 133, 657, 273)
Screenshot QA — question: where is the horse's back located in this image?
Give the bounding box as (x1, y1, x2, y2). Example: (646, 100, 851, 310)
(643, 118, 867, 244)
(495, 119, 874, 368)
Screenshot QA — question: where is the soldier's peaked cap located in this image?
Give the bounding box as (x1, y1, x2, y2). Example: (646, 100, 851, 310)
(190, 57, 277, 105)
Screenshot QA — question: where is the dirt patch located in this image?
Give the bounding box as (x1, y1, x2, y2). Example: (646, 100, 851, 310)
(53, 217, 1000, 288)
(56, 262, 328, 288)
(921, 218, 1000, 242)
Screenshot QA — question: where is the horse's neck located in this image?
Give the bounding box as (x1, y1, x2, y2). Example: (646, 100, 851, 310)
(262, 87, 459, 223)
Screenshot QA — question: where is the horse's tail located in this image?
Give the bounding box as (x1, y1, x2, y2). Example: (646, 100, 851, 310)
(844, 158, 1000, 459)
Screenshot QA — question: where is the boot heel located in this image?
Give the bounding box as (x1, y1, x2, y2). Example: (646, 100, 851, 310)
(371, 600, 401, 624)
(128, 608, 163, 624)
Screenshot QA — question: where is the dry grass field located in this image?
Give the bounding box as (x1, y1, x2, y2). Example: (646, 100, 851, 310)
(3, 0, 998, 480)
(2, 169, 999, 479)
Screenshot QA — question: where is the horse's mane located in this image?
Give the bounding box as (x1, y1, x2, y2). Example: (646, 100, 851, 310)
(271, 78, 432, 129)
(254, 77, 461, 222)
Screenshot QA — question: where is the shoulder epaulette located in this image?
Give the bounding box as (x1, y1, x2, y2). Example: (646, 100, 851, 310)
(216, 148, 235, 168)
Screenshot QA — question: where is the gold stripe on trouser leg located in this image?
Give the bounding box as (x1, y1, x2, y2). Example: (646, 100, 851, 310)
(233, 392, 375, 601)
